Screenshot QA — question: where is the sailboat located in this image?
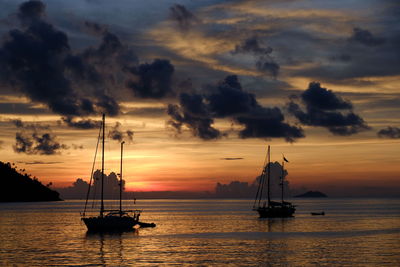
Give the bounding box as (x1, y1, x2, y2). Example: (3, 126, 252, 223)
(253, 145, 296, 218)
(81, 114, 142, 232)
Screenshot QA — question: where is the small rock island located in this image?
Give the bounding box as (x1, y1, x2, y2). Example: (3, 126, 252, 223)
(0, 161, 61, 202)
(295, 190, 328, 198)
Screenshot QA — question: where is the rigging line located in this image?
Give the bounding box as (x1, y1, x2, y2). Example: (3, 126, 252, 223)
(83, 121, 102, 216)
(254, 145, 270, 208)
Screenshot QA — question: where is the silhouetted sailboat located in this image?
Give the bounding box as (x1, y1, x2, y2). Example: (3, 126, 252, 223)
(253, 145, 296, 218)
(81, 114, 147, 232)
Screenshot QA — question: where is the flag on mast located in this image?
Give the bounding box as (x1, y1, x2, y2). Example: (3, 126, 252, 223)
(283, 156, 289, 163)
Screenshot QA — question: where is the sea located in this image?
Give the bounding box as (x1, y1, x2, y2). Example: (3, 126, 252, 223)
(0, 198, 399, 266)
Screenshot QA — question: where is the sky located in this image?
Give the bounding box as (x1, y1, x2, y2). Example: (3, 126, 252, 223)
(0, 0, 399, 197)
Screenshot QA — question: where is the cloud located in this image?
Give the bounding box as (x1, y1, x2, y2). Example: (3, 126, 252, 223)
(301, 82, 352, 110)
(0, 1, 122, 118)
(61, 116, 101, 129)
(11, 118, 49, 130)
(377, 126, 400, 139)
(207, 75, 258, 117)
(293, 23, 400, 81)
(108, 122, 134, 142)
(348, 27, 386, 47)
(221, 158, 243, 160)
(231, 36, 280, 77)
(215, 161, 290, 198)
(56, 178, 89, 199)
(169, 4, 199, 31)
(17, 0, 45, 25)
(83, 21, 108, 36)
(168, 75, 303, 141)
(17, 161, 63, 165)
(57, 171, 125, 199)
(14, 132, 68, 155)
(11, 118, 69, 155)
(126, 59, 175, 99)
(167, 93, 222, 140)
(288, 82, 370, 135)
(235, 106, 304, 141)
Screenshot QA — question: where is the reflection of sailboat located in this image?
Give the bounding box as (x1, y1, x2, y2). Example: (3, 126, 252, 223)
(81, 114, 142, 232)
(253, 145, 296, 218)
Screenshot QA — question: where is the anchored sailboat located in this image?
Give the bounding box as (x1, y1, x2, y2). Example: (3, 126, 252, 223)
(253, 145, 296, 218)
(81, 114, 153, 232)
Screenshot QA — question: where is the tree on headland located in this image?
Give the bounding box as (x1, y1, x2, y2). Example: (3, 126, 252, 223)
(0, 161, 61, 202)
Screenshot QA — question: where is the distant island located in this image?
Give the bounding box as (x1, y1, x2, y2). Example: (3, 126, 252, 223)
(0, 161, 61, 202)
(295, 190, 328, 198)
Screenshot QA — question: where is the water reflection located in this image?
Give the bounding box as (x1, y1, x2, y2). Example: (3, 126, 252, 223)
(0, 199, 399, 266)
(256, 217, 294, 233)
(84, 230, 139, 266)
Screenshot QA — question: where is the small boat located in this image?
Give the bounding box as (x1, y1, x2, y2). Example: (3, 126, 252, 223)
(311, 212, 325, 216)
(253, 145, 296, 218)
(81, 114, 154, 232)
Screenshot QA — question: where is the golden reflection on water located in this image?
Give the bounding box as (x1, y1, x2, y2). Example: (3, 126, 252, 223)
(0, 199, 399, 266)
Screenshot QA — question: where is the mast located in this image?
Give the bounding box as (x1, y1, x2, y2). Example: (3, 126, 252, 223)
(100, 113, 105, 218)
(119, 141, 125, 216)
(267, 145, 271, 206)
(281, 158, 284, 204)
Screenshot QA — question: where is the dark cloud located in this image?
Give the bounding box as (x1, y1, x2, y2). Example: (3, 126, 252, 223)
(301, 82, 352, 110)
(207, 75, 258, 117)
(169, 4, 198, 31)
(293, 24, 400, 81)
(126, 59, 175, 99)
(167, 93, 222, 140)
(61, 116, 101, 129)
(233, 36, 273, 55)
(71, 144, 84, 150)
(235, 106, 304, 141)
(96, 93, 120, 116)
(329, 54, 352, 62)
(348, 27, 386, 47)
(232, 36, 280, 77)
(124, 107, 166, 117)
(17, 0, 45, 25)
(17, 161, 63, 165)
(0, 1, 122, 118)
(108, 122, 134, 143)
(288, 82, 370, 136)
(0, 102, 50, 115)
(11, 118, 69, 155)
(168, 75, 303, 141)
(84, 21, 108, 35)
(14, 132, 68, 155)
(11, 119, 49, 130)
(255, 59, 280, 77)
(221, 158, 243, 160)
(126, 130, 134, 141)
(377, 126, 400, 138)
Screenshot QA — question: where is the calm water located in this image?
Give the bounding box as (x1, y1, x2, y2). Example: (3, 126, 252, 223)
(0, 198, 399, 266)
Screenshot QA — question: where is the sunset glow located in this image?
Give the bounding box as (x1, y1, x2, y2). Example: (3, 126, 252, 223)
(0, 0, 399, 197)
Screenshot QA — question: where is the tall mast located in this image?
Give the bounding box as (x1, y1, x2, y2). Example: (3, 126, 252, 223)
(119, 141, 125, 216)
(281, 159, 284, 204)
(267, 145, 271, 206)
(100, 113, 105, 217)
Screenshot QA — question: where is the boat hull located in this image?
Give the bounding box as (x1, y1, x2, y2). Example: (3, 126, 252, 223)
(82, 216, 138, 232)
(257, 205, 296, 218)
